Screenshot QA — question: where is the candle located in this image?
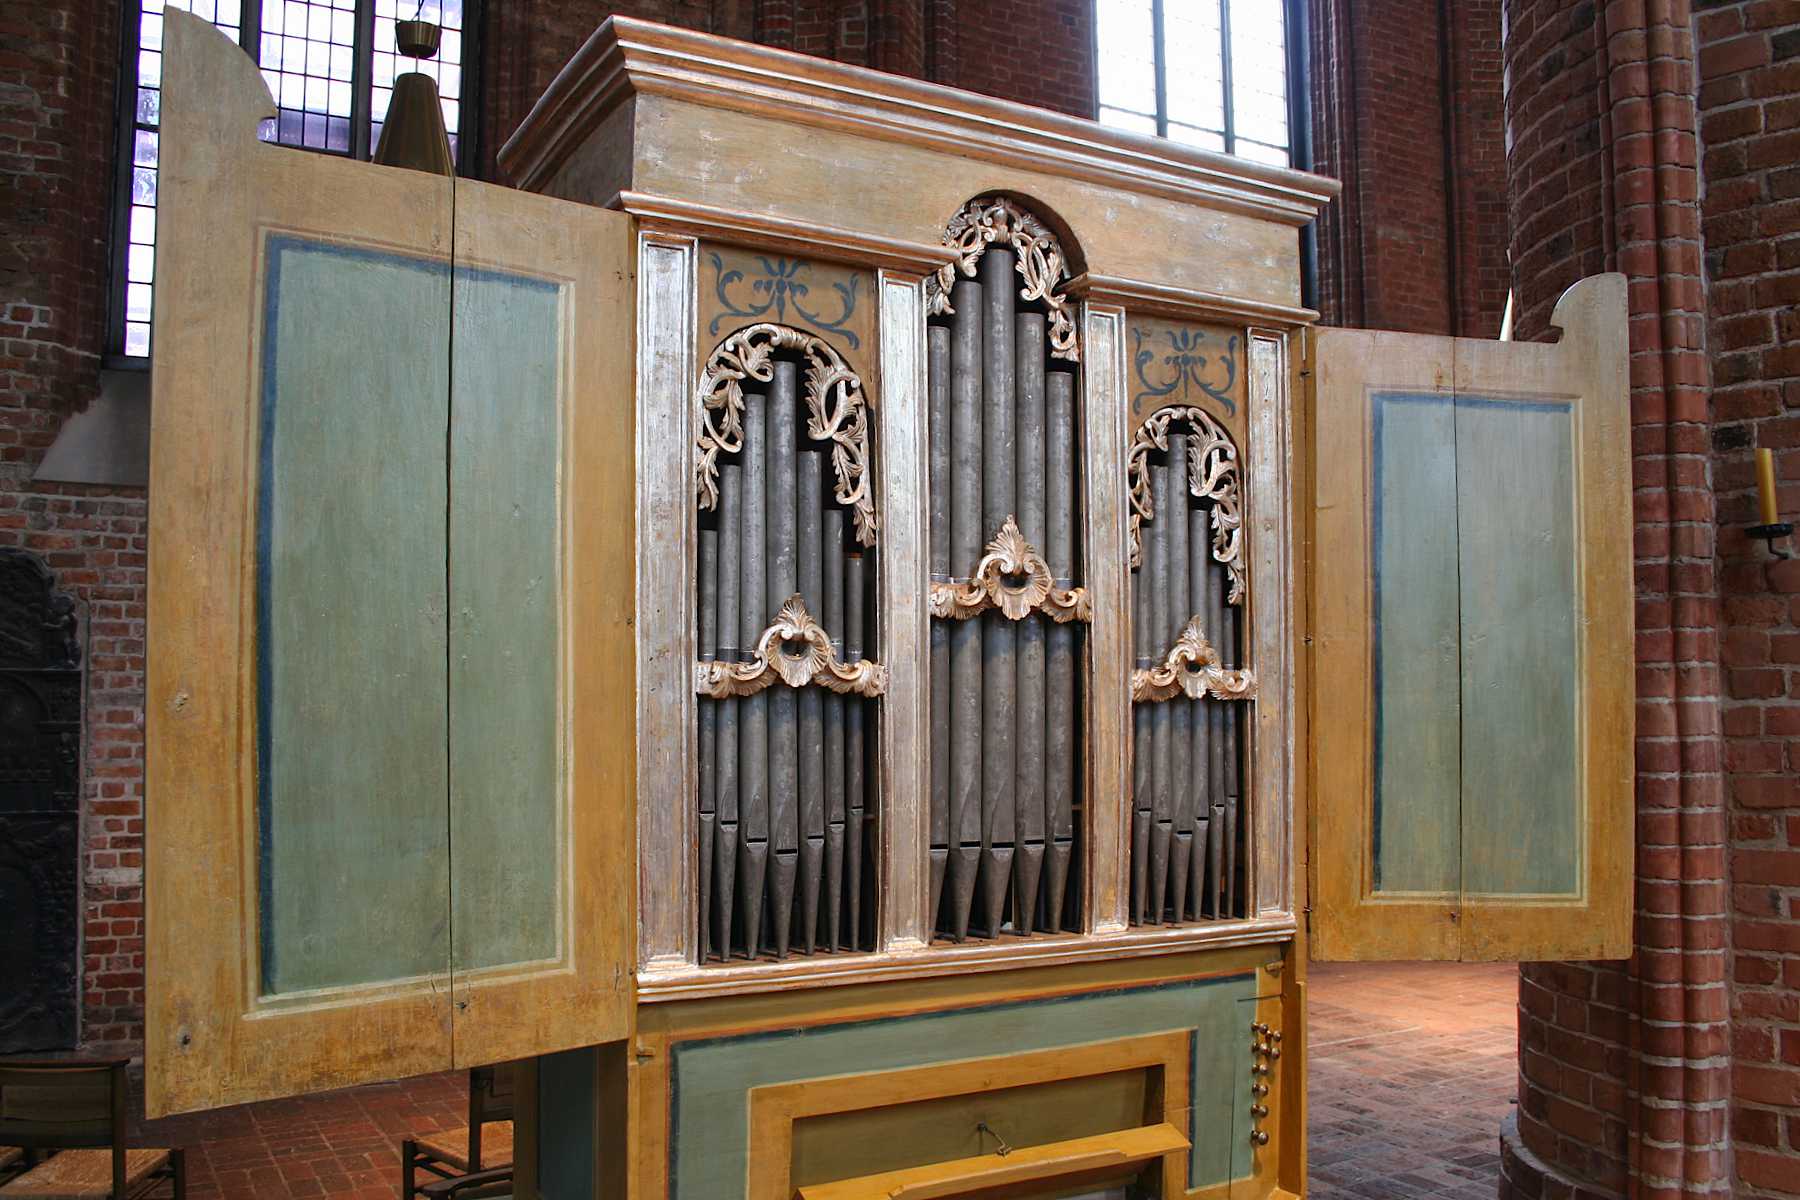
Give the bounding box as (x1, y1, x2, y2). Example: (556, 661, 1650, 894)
(1756, 447, 1780, 526)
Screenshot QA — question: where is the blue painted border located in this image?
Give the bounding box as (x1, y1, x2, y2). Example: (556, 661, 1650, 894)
(253, 234, 555, 995)
(666, 972, 1254, 1197)
(1368, 390, 1574, 894)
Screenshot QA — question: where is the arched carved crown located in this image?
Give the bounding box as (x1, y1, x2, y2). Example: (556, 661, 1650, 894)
(924, 197, 1080, 363)
(1128, 405, 1245, 604)
(694, 323, 877, 546)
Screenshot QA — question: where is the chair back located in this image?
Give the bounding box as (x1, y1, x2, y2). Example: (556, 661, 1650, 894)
(465, 1063, 515, 1170)
(0, 1059, 130, 1198)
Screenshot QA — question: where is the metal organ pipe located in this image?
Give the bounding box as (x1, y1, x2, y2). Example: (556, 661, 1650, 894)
(946, 276, 984, 940)
(1042, 369, 1077, 931)
(714, 463, 742, 955)
(1013, 311, 1047, 933)
(738, 389, 770, 955)
(927, 324, 952, 936)
(979, 247, 1018, 938)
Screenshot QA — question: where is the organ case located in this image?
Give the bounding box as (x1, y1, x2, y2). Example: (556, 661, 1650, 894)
(145, 12, 1635, 1199)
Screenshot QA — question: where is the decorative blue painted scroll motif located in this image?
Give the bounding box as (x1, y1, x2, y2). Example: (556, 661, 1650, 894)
(707, 252, 862, 348)
(1131, 325, 1239, 416)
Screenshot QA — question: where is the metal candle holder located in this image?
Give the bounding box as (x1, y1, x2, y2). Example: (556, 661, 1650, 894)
(1748, 522, 1793, 559)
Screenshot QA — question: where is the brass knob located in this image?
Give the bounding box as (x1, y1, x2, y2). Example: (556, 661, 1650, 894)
(1250, 1130, 1270, 1146)
(1251, 1104, 1269, 1118)
(1268, 1047, 1281, 1060)
(1252, 1082, 1269, 1097)
(1271, 1031, 1283, 1042)
(1251, 1063, 1270, 1076)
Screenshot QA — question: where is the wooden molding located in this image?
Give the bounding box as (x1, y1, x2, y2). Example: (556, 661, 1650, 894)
(636, 916, 1297, 1003)
(500, 18, 1340, 227)
(615, 190, 958, 274)
(1068, 273, 1320, 329)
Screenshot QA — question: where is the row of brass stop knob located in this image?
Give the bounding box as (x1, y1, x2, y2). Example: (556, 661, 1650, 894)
(1248, 1021, 1282, 1147)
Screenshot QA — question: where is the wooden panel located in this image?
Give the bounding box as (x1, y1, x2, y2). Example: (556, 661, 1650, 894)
(1082, 304, 1132, 934)
(635, 234, 699, 973)
(1126, 315, 1247, 448)
(1308, 275, 1633, 963)
(1454, 399, 1580, 898)
(1309, 331, 1458, 962)
(697, 245, 877, 372)
(147, 13, 455, 1115)
(1369, 393, 1461, 897)
(1453, 278, 1633, 961)
(257, 239, 451, 996)
(793, 1124, 1187, 1200)
(878, 271, 930, 950)
(662, 972, 1256, 1198)
(447, 264, 560, 974)
(445, 179, 638, 1066)
(1246, 331, 1292, 921)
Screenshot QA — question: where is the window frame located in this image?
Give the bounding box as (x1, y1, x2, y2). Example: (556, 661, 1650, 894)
(1091, 0, 1302, 164)
(106, 0, 484, 368)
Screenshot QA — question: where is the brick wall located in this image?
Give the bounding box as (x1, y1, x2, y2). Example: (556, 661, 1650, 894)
(1697, 4, 1800, 1197)
(1500, 0, 1800, 1196)
(0, 0, 148, 1055)
(1310, 0, 1509, 336)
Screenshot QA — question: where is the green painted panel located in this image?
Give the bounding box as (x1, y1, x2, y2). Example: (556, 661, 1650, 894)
(258, 238, 450, 995)
(448, 269, 563, 971)
(1371, 393, 1462, 896)
(666, 975, 1256, 1198)
(538, 1046, 598, 1200)
(1455, 398, 1580, 896)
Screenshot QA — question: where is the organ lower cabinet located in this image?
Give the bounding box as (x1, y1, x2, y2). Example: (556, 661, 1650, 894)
(145, 12, 1634, 1198)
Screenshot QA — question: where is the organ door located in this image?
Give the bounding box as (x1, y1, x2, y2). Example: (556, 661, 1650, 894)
(144, 15, 635, 1114)
(1308, 275, 1635, 962)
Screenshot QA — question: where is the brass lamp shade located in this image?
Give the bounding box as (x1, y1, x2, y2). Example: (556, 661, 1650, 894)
(374, 72, 454, 176)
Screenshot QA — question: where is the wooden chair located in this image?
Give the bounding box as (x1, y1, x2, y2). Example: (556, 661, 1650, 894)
(0, 1060, 183, 1200)
(401, 1065, 515, 1200)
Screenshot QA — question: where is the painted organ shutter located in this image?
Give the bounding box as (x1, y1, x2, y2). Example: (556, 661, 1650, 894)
(1308, 275, 1634, 962)
(144, 13, 635, 1115)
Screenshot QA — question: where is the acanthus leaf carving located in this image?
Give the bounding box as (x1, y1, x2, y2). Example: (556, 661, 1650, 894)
(1131, 615, 1256, 704)
(1128, 405, 1245, 604)
(695, 323, 877, 546)
(928, 516, 1090, 624)
(696, 594, 887, 699)
(924, 197, 1080, 362)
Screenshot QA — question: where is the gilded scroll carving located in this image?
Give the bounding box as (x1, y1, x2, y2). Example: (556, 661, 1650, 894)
(1128, 405, 1245, 603)
(1131, 615, 1257, 703)
(695, 594, 887, 699)
(925, 197, 1080, 363)
(929, 516, 1091, 624)
(695, 323, 877, 546)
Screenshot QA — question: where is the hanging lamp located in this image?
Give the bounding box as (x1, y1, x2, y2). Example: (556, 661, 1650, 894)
(373, 18, 454, 175)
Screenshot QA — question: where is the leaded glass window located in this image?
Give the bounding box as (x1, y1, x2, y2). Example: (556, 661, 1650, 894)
(1095, 0, 1293, 167)
(113, 0, 476, 359)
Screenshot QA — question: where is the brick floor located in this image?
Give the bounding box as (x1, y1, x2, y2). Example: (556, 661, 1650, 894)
(105, 959, 1516, 1199)
(1307, 959, 1518, 1200)
(131, 1071, 468, 1200)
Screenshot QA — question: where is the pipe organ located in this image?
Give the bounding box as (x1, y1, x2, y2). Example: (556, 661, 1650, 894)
(145, 13, 1637, 1199)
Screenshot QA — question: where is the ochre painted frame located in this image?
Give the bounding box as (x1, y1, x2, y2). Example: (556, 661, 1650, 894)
(745, 1032, 1192, 1200)
(1308, 276, 1633, 962)
(146, 13, 636, 1114)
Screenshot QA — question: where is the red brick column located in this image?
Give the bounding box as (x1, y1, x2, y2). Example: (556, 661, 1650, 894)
(1500, 0, 1730, 1196)
(1698, 4, 1800, 1197)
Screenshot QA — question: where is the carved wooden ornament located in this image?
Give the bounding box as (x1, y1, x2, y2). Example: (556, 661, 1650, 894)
(1131, 615, 1257, 703)
(929, 516, 1091, 624)
(925, 197, 1080, 363)
(1128, 405, 1245, 603)
(696, 594, 888, 699)
(695, 323, 877, 545)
